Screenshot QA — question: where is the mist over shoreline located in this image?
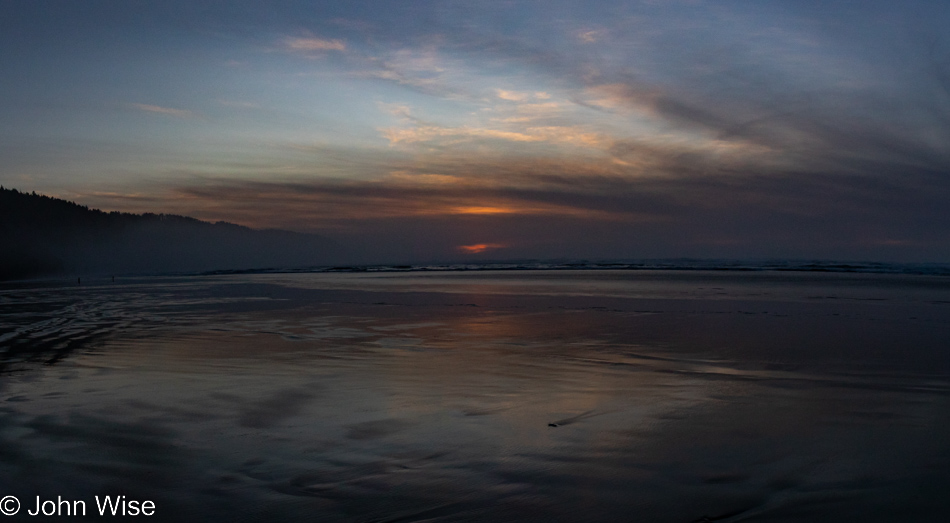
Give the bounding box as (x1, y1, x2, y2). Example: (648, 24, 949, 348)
(0, 187, 342, 280)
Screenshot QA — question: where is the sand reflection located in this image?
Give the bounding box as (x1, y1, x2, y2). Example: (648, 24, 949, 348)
(1, 272, 949, 521)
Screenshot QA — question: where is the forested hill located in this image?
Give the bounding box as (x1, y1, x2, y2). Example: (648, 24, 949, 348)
(0, 187, 340, 280)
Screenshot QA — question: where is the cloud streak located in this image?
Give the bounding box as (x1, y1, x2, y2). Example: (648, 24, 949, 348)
(380, 123, 608, 149)
(283, 36, 346, 53)
(129, 103, 192, 118)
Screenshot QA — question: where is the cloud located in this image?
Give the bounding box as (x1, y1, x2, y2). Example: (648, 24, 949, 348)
(582, 84, 661, 115)
(377, 102, 414, 120)
(85, 191, 159, 202)
(129, 104, 192, 118)
(164, 176, 638, 225)
(386, 171, 467, 186)
(384, 48, 445, 73)
(352, 48, 476, 100)
(577, 29, 606, 44)
(496, 89, 553, 102)
(284, 37, 346, 53)
(380, 122, 609, 150)
(358, 68, 454, 98)
(496, 89, 531, 102)
(515, 102, 562, 114)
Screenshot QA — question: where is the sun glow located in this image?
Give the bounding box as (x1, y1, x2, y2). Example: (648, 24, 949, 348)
(458, 243, 506, 254)
(451, 206, 517, 215)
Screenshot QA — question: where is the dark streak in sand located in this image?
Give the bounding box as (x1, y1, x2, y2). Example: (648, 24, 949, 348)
(547, 410, 608, 427)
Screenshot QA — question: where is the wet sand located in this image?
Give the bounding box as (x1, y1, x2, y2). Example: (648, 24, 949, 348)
(1, 270, 949, 521)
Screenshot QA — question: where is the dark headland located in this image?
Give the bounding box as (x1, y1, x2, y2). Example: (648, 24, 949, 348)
(0, 187, 340, 280)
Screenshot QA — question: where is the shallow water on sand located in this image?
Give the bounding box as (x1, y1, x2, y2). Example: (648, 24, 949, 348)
(1, 270, 949, 522)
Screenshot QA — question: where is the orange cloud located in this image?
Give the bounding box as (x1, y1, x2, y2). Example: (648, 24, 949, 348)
(450, 206, 517, 215)
(496, 89, 551, 102)
(380, 124, 608, 149)
(458, 243, 506, 254)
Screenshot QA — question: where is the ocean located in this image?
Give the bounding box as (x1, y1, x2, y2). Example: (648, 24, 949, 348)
(1, 268, 949, 521)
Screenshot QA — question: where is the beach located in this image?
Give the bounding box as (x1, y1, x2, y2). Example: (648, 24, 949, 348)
(1, 270, 948, 522)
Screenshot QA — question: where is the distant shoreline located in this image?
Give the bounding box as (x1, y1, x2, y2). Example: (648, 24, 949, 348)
(6, 260, 950, 289)
(197, 259, 950, 277)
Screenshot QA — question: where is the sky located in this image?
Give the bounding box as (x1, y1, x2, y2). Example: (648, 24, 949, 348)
(3, 0, 950, 263)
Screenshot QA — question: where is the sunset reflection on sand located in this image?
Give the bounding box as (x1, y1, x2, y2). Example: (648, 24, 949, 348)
(1, 270, 948, 521)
